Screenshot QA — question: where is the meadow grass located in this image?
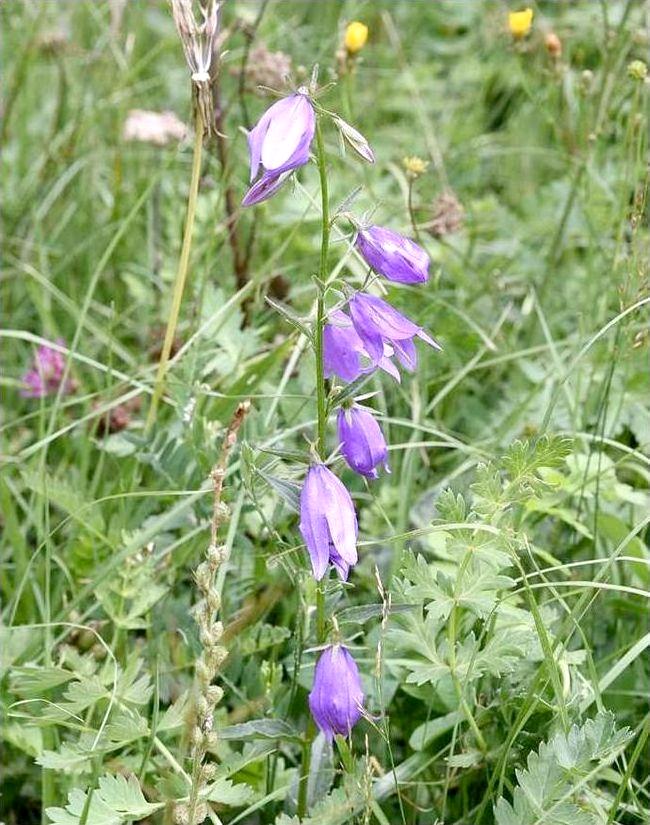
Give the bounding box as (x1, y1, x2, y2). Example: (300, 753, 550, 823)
(1, 1, 649, 824)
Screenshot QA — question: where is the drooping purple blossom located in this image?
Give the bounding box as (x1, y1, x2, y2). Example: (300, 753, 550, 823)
(21, 339, 74, 398)
(349, 293, 441, 373)
(337, 405, 389, 479)
(299, 464, 358, 581)
(356, 225, 429, 284)
(242, 91, 315, 207)
(308, 644, 364, 741)
(323, 309, 401, 384)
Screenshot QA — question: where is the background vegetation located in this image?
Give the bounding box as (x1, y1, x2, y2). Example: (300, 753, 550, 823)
(1, 1, 648, 824)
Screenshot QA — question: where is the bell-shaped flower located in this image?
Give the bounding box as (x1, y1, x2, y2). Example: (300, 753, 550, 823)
(309, 644, 364, 741)
(299, 464, 358, 581)
(356, 225, 429, 284)
(242, 91, 315, 207)
(323, 309, 400, 384)
(337, 404, 389, 479)
(21, 339, 75, 398)
(349, 293, 441, 372)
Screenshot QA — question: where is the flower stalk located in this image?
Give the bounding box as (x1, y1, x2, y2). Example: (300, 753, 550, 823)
(180, 401, 250, 825)
(146, 107, 203, 432)
(297, 115, 330, 822)
(314, 117, 330, 460)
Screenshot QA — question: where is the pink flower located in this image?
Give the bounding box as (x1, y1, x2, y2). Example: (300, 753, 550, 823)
(21, 340, 75, 398)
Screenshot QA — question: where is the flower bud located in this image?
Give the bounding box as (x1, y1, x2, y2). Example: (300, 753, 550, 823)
(337, 405, 390, 479)
(309, 644, 364, 740)
(545, 32, 562, 58)
(356, 225, 430, 284)
(344, 21, 368, 55)
(300, 465, 358, 581)
(332, 115, 375, 164)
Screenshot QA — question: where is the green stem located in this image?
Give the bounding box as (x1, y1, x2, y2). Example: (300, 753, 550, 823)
(145, 107, 204, 432)
(314, 118, 330, 458)
(297, 719, 316, 819)
(297, 116, 331, 822)
(447, 552, 488, 753)
(316, 582, 325, 643)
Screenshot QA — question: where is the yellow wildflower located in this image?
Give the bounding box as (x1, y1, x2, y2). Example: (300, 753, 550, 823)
(345, 21, 368, 55)
(403, 156, 429, 179)
(508, 8, 533, 39)
(627, 60, 648, 81)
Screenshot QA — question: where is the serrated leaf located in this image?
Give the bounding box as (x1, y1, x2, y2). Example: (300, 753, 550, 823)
(494, 712, 631, 825)
(10, 666, 76, 697)
(46, 775, 163, 824)
(204, 777, 254, 806)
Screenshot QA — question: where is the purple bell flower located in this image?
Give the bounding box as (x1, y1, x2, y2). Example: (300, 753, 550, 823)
(309, 644, 364, 741)
(356, 225, 430, 285)
(337, 405, 389, 479)
(21, 339, 75, 398)
(299, 464, 358, 581)
(323, 309, 401, 384)
(242, 91, 315, 207)
(349, 293, 441, 372)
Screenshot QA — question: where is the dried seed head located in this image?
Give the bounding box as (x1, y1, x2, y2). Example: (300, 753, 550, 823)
(170, 0, 221, 133)
(428, 190, 465, 237)
(195, 571, 211, 596)
(544, 32, 562, 58)
(207, 590, 221, 612)
(206, 684, 224, 705)
(242, 43, 292, 95)
(195, 659, 212, 686)
(174, 803, 190, 825)
(190, 803, 209, 825)
(201, 762, 217, 781)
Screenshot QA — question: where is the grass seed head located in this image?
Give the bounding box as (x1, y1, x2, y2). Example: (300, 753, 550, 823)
(170, 0, 221, 133)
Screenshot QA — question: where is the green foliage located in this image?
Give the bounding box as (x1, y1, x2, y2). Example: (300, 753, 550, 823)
(46, 774, 163, 825)
(1, 0, 648, 823)
(494, 712, 633, 825)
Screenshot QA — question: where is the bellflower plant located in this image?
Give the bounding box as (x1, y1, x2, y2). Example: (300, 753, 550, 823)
(356, 225, 430, 284)
(337, 404, 389, 479)
(242, 70, 442, 801)
(308, 644, 364, 741)
(242, 91, 315, 206)
(299, 464, 358, 581)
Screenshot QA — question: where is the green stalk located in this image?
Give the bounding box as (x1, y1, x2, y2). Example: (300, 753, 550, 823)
(146, 108, 204, 432)
(314, 117, 330, 459)
(297, 115, 330, 822)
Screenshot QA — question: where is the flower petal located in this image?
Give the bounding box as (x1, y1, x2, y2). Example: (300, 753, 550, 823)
(260, 94, 315, 172)
(242, 169, 292, 207)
